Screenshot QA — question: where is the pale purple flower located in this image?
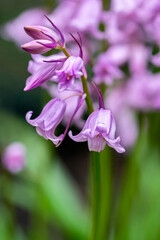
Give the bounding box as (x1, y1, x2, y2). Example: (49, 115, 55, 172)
(2, 142, 26, 174)
(104, 11, 139, 44)
(125, 72, 160, 110)
(129, 44, 149, 74)
(146, 14, 160, 44)
(49, 82, 87, 128)
(26, 98, 66, 145)
(48, 1, 77, 33)
(136, 0, 160, 23)
(93, 43, 149, 85)
(27, 53, 65, 74)
(23, 25, 59, 42)
(70, 0, 103, 38)
(105, 0, 160, 45)
(111, 0, 139, 14)
(24, 54, 65, 91)
(93, 46, 127, 85)
(49, 0, 103, 38)
(55, 56, 83, 91)
(69, 108, 125, 153)
(151, 52, 160, 66)
(24, 61, 59, 91)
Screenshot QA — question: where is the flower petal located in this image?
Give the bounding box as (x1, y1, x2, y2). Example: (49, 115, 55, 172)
(21, 39, 53, 54)
(104, 136, 125, 153)
(24, 62, 58, 91)
(88, 135, 106, 152)
(68, 130, 87, 142)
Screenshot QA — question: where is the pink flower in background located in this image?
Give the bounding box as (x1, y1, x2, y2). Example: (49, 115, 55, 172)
(93, 46, 127, 85)
(49, 0, 103, 37)
(93, 43, 149, 85)
(106, 87, 138, 148)
(1, 8, 46, 45)
(126, 72, 160, 110)
(2, 142, 26, 174)
(70, 0, 103, 38)
(105, 0, 160, 44)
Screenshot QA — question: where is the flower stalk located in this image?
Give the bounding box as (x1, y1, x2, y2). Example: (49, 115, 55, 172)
(90, 151, 101, 240)
(59, 46, 94, 114)
(21, 16, 125, 240)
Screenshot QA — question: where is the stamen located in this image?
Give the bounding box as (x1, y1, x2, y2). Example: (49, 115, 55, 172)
(36, 41, 57, 49)
(40, 30, 57, 44)
(92, 82, 105, 109)
(45, 15, 65, 47)
(56, 94, 86, 147)
(69, 33, 83, 58)
(62, 92, 84, 102)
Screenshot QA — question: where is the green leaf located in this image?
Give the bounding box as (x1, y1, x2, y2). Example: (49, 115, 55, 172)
(39, 160, 90, 240)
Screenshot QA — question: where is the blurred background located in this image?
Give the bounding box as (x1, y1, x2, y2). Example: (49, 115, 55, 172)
(0, 1, 90, 240)
(1, 1, 160, 240)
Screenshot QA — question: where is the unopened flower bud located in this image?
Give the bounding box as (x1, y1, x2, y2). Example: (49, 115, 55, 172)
(21, 39, 56, 54)
(24, 25, 59, 42)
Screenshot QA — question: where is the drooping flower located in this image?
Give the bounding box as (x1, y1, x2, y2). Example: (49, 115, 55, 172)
(69, 108, 125, 153)
(26, 98, 66, 145)
(2, 142, 26, 174)
(49, 82, 87, 128)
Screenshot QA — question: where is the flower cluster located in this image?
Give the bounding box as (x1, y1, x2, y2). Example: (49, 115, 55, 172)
(3, 0, 160, 149)
(21, 16, 125, 153)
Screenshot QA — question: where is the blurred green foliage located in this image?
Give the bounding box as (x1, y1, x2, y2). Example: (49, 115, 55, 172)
(0, 112, 90, 240)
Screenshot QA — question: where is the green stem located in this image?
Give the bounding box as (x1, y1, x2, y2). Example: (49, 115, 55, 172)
(102, 0, 110, 10)
(59, 46, 94, 114)
(81, 75, 94, 114)
(60, 47, 70, 58)
(90, 152, 101, 240)
(90, 148, 112, 240)
(99, 148, 112, 240)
